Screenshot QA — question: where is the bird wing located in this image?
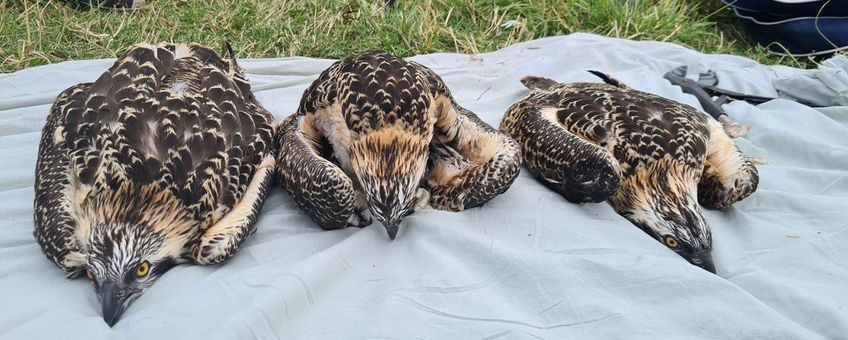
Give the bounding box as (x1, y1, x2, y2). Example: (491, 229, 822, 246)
(167, 45, 277, 264)
(33, 84, 92, 278)
(298, 51, 432, 138)
(500, 81, 623, 203)
(275, 113, 357, 230)
(191, 153, 275, 264)
(523, 80, 618, 149)
(337, 51, 432, 137)
(414, 63, 522, 210)
(698, 119, 759, 209)
(274, 55, 366, 230)
(35, 43, 275, 265)
(530, 73, 709, 178)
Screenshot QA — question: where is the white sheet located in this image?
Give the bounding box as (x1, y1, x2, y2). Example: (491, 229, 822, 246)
(1, 33, 846, 339)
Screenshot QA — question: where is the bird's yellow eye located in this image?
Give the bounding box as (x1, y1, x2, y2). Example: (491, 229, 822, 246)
(665, 236, 679, 248)
(86, 270, 94, 280)
(135, 261, 150, 278)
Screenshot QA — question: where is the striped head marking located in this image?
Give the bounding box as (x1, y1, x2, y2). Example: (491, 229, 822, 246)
(76, 186, 196, 326)
(350, 128, 430, 240)
(614, 166, 715, 273)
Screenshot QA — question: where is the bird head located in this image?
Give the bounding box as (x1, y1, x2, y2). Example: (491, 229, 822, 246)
(81, 222, 186, 326)
(350, 128, 430, 240)
(75, 185, 196, 327)
(615, 167, 715, 273)
(629, 198, 714, 273)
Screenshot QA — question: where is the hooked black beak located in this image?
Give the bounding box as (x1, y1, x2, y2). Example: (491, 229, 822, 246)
(688, 251, 716, 274)
(99, 282, 128, 327)
(384, 222, 399, 240)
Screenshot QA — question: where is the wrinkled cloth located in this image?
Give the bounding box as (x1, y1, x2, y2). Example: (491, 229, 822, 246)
(773, 54, 848, 106)
(1, 33, 846, 339)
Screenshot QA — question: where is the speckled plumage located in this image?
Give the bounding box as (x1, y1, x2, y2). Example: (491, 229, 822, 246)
(276, 51, 521, 239)
(500, 72, 759, 272)
(33, 43, 276, 325)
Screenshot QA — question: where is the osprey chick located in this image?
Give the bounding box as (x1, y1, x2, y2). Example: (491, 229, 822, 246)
(277, 51, 521, 239)
(33, 43, 276, 325)
(500, 72, 759, 273)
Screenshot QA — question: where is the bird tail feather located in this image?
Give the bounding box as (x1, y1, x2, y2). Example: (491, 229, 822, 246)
(587, 70, 628, 88)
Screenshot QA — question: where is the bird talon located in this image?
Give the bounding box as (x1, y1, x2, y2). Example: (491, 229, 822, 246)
(360, 214, 373, 228)
(719, 116, 749, 138)
(750, 156, 768, 165)
(346, 211, 373, 228)
(414, 188, 432, 210)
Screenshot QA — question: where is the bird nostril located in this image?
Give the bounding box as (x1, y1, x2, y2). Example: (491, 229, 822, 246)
(688, 251, 716, 274)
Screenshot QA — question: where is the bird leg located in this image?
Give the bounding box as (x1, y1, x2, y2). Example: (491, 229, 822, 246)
(346, 190, 373, 228)
(698, 119, 759, 209)
(345, 211, 373, 228)
(414, 187, 432, 210)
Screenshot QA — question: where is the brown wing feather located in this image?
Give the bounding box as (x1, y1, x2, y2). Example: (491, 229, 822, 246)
(298, 51, 432, 138)
(275, 114, 358, 229)
(286, 51, 435, 232)
(34, 43, 275, 267)
(537, 79, 709, 177)
(500, 91, 622, 203)
(417, 64, 522, 210)
(502, 73, 758, 257)
(33, 84, 91, 278)
(281, 52, 519, 235)
(503, 74, 710, 203)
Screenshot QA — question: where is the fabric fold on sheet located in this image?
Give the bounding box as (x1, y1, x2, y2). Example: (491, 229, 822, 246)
(773, 54, 848, 107)
(1, 33, 846, 339)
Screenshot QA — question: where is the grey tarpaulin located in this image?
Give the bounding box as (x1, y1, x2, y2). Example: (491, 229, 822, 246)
(773, 54, 848, 107)
(1, 33, 846, 339)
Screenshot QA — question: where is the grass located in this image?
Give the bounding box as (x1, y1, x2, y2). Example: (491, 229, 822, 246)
(0, 0, 818, 72)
